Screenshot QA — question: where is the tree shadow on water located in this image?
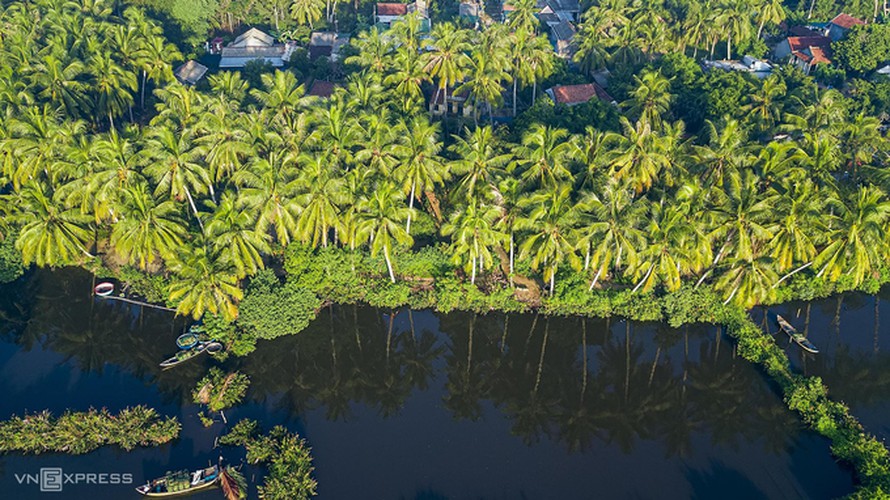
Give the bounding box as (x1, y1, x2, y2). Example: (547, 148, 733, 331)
(687, 460, 769, 500)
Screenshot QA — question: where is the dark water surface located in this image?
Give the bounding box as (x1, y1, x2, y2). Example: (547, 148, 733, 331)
(0, 269, 861, 499)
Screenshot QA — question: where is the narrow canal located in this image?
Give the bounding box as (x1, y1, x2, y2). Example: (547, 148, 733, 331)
(0, 268, 866, 498)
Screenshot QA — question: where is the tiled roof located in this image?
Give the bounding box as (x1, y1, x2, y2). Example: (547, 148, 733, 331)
(794, 46, 832, 65)
(786, 35, 831, 52)
(308, 80, 335, 98)
(830, 13, 866, 29)
(789, 25, 819, 37)
(547, 83, 613, 105)
(551, 20, 576, 41)
(174, 60, 208, 85)
(377, 3, 408, 15)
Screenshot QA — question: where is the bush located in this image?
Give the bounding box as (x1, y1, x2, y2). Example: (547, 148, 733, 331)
(193, 368, 250, 412)
(0, 406, 179, 454)
(238, 269, 321, 340)
(0, 234, 24, 283)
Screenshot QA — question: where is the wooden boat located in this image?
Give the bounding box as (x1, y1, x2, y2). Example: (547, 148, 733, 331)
(776, 315, 819, 354)
(205, 341, 224, 355)
(159, 342, 208, 369)
(94, 282, 114, 297)
(136, 465, 220, 497)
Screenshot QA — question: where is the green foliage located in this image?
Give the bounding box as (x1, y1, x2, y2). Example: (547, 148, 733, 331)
(0, 234, 25, 284)
(114, 266, 171, 304)
(835, 24, 890, 74)
(193, 367, 250, 412)
(237, 269, 321, 340)
(221, 422, 317, 500)
(0, 406, 179, 454)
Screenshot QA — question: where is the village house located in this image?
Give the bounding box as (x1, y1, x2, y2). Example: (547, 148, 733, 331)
(825, 13, 866, 41)
(308, 32, 351, 61)
(549, 20, 576, 58)
(545, 83, 615, 106)
(459, 0, 483, 25)
(429, 88, 474, 117)
(174, 60, 208, 86)
(703, 55, 773, 79)
(219, 28, 294, 69)
(774, 35, 832, 75)
(537, 0, 580, 23)
(308, 80, 336, 99)
(375, 0, 430, 29)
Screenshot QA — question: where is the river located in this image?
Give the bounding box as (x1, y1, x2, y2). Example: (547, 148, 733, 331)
(0, 268, 869, 499)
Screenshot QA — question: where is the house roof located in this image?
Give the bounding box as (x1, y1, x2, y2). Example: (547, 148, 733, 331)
(830, 13, 866, 29)
(309, 45, 333, 60)
(308, 80, 336, 98)
(786, 35, 831, 53)
(547, 83, 613, 105)
(220, 46, 286, 59)
(789, 25, 819, 37)
(551, 20, 576, 41)
(174, 60, 208, 85)
(230, 27, 275, 48)
(377, 3, 409, 15)
(794, 46, 832, 65)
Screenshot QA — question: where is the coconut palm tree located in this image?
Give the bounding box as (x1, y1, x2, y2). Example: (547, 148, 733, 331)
(507, 0, 540, 33)
(517, 183, 582, 295)
(512, 124, 574, 188)
(606, 117, 671, 193)
(424, 23, 470, 118)
(141, 127, 211, 228)
(290, 0, 325, 27)
(449, 126, 511, 203)
(442, 200, 505, 284)
(233, 150, 302, 245)
(167, 242, 244, 321)
(12, 181, 92, 267)
(250, 70, 309, 130)
(814, 186, 890, 288)
(344, 28, 392, 75)
(632, 201, 711, 292)
(384, 47, 427, 115)
(455, 49, 511, 126)
(88, 51, 138, 129)
(754, 0, 784, 38)
(110, 182, 187, 270)
(355, 182, 413, 283)
(392, 117, 446, 234)
(743, 75, 786, 134)
(205, 192, 270, 278)
(767, 179, 825, 277)
(624, 69, 673, 130)
(294, 153, 347, 248)
(692, 118, 752, 185)
(577, 180, 648, 289)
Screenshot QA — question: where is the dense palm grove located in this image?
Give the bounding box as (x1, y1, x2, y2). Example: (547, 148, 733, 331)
(2, 0, 890, 325)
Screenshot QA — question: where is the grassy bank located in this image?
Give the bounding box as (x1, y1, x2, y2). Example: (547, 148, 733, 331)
(0, 406, 180, 455)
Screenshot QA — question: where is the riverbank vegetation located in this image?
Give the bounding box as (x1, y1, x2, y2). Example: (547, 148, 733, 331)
(193, 367, 250, 411)
(220, 419, 317, 499)
(0, 406, 180, 455)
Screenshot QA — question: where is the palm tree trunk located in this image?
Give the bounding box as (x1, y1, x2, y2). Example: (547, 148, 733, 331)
(513, 78, 518, 117)
(185, 189, 205, 233)
(406, 181, 416, 234)
(588, 267, 603, 291)
(471, 241, 477, 284)
(757, 18, 766, 39)
(632, 263, 656, 293)
(549, 265, 556, 296)
(773, 261, 813, 288)
(141, 70, 147, 109)
(509, 232, 515, 274)
(726, 31, 732, 60)
(384, 245, 396, 283)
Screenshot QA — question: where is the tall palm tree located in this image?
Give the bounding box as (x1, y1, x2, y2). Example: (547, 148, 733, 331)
(512, 124, 574, 188)
(30, 55, 88, 119)
(384, 47, 427, 115)
(743, 75, 786, 134)
(814, 186, 890, 288)
(167, 243, 244, 321)
(754, 0, 784, 38)
(455, 49, 511, 126)
(295, 153, 347, 248)
(12, 182, 92, 267)
(692, 118, 752, 185)
(424, 23, 470, 117)
(110, 182, 187, 270)
(442, 200, 505, 284)
(290, 0, 325, 27)
(517, 183, 582, 295)
(623, 69, 672, 130)
(714, 0, 754, 60)
(449, 126, 511, 202)
(233, 150, 302, 245)
(507, 0, 540, 33)
(88, 51, 138, 129)
(606, 117, 671, 193)
(344, 28, 392, 75)
(205, 192, 270, 279)
(577, 180, 648, 289)
(141, 127, 211, 229)
(355, 182, 413, 283)
(250, 70, 309, 130)
(767, 179, 825, 277)
(392, 117, 446, 234)
(632, 201, 710, 292)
